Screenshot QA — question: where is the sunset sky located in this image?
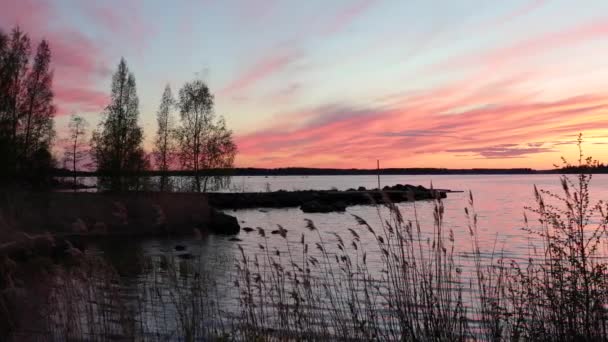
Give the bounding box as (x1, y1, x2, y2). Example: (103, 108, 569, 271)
(3, 0, 608, 169)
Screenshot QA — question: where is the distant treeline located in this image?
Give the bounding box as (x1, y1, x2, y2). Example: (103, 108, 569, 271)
(52, 166, 608, 177)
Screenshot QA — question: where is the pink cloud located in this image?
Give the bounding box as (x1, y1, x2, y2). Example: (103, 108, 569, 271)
(219, 0, 380, 99)
(79, 0, 152, 55)
(498, 0, 546, 24)
(448, 18, 608, 70)
(321, 0, 379, 35)
(219, 50, 300, 96)
(0, 0, 110, 116)
(351, 0, 543, 74)
(54, 87, 110, 116)
(235, 71, 608, 168)
(0, 0, 156, 116)
(238, 0, 280, 23)
(0, 0, 54, 29)
(50, 37, 110, 115)
(478, 0, 547, 30)
(48, 30, 109, 79)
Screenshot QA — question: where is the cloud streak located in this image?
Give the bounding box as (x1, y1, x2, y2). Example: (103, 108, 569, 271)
(448, 18, 608, 70)
(236, 71, 608, 168)
(79, 0, 152, 54)
(219, 50, 300, 96)
(0, 0, 157, 116)
(0, 0, 111, 116)
(478, 0, 547, 30)
(447, 144, 556, 159)
(321, 0, 379, 35)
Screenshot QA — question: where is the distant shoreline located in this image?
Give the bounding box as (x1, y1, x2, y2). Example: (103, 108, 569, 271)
(52, 166, 608, 177)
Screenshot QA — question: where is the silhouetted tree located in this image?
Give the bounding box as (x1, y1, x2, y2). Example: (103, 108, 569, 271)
(21, 40, 55, 161)
(154, 84, 175, 191)
(91, 58, 145, 191)
(202, 116, 237, 190)
(175, 79, 236, 192)
(0, 27, 55, 187)
(62, 114, 88, 189)
(0, 27, 31, 182)
(0, 29, 12, 182)
(131, 150, 152, 191)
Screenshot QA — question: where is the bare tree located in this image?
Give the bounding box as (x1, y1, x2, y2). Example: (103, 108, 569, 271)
(63, 114, 88, 190)
(154, 84, 175, 191)
(175, 79, 236, 192)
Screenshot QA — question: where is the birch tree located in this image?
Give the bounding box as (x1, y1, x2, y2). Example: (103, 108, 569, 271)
(175, 79, 236, 192)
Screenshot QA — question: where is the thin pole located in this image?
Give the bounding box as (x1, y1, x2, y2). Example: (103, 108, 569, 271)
(377, 159, 381, 190)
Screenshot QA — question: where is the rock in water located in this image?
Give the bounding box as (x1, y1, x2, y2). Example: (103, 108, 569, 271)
(209, 209, 240, 235)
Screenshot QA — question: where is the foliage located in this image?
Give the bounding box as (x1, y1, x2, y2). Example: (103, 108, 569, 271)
(154, 84, 175, 191)
(175, 78, 236, 192)
(235, 196, 469, 341)
(0, 26, 55, 187)
(91, 58, 146, 191)
(463, 135, 608, 341)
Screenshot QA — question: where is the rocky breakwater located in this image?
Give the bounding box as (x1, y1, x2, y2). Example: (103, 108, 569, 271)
(209, 184, 447, 213)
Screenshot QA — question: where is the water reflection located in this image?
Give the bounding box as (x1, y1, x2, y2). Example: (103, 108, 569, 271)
(42, 174, 608, 339)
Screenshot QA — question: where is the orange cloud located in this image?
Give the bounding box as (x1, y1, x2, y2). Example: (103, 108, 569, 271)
(235, 72, 608, 169)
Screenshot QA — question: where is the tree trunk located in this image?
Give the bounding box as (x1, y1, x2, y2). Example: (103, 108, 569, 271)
(23, 71, 41, 161)
(72, 135, 77, 191)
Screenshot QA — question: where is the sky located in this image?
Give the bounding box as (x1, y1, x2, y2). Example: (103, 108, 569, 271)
(2, 0, 608, 169)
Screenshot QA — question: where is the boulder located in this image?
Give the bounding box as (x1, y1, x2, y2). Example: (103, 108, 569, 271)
(208, 209, 240, 235)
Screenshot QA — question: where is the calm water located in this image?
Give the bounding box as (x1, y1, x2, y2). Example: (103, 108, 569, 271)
(225, 173, 608, 253)
(77, 174, 608, 338)
(92, 173, 608, 269)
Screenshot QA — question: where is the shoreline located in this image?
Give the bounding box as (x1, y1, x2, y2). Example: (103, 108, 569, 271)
(51, 166, 608, 178)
